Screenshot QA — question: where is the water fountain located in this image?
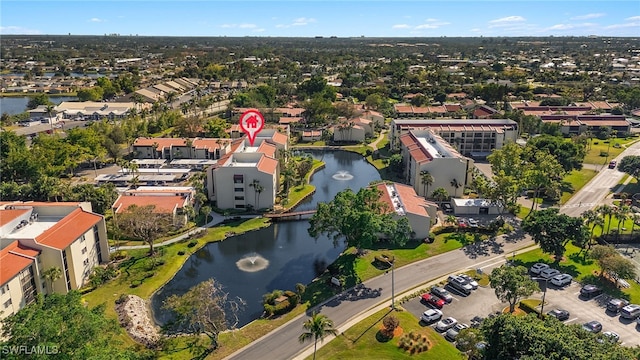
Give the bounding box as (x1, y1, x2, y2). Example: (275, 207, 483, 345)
(332, 170, 354, 181)
(236, 252, 270, 272)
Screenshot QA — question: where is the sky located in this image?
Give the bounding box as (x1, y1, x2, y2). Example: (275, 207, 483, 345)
(1, 1, 639, 38)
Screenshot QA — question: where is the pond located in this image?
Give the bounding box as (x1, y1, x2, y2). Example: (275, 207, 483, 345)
(151, 150, 381, 327)
(0, 96, 78, 115)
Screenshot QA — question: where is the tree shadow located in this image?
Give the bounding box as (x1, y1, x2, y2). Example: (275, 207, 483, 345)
(462, 237, 504, 259)
(350, 308, 393, 344)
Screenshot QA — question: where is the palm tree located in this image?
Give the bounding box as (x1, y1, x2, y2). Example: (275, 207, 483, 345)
(249, 179, 264, 210)
(581, 209, 603, 253)
(446, 214, 457, 225)
(432, 187, 449, 205)
(615, 205, 630, 240)
(450, 179, 461, 198)
(299, 312, 338, 360)
(45, 104, 55, 132)
(420, 170, 434, 199)
(42, 266, 62, 294)
(596, 204, 615, 236)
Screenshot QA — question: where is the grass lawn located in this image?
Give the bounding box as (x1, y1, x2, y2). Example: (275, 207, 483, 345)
(281, 159, 324, 211)
(511, 243, 640, 303)
(308, 308, 465, 360)
(583, 137, 638, 165)
(559, 168, 598, 204)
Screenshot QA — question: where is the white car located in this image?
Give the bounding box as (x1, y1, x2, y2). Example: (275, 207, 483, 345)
(550, 273, 572, 287)
(468, 218, 479, 227)
(420, 308, 443, 323)
(529, 263, 550, 275)
(445, 323, 469, 341)
(436, 317, 458, 332)
(458, 273, 479, 289)
(539, 268, 561, 280)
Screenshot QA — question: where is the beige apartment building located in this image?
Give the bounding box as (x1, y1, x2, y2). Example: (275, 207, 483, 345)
(377, 183, 438, 240)
(399, 130, 474, 198)
(0, 202, 109, 321)
(390, 118, 519, 157)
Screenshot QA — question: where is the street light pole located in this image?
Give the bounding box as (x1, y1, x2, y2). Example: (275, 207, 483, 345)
(532, 277, 549, 319)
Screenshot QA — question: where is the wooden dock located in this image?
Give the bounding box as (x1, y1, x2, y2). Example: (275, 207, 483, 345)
(264, 210, 317, 221)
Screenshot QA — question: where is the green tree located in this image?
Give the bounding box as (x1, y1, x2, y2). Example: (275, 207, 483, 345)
(590, 245, 637, 281)
(522, 209, 589, 263)
(388, 153, 403, 174)
(116, 204, 173, 255)
(432, 187, 449, 204)
(0, 291, 140, 359)
(298, 312, 338, 360)
(581, 209, 604, 253)
(596, 204, 615, 235)
(619, 155, 640, 178)
(249, 179, 264, 210)
(420, 170, 433, 198)
(308, 187, 412, 250)
(489, 265, 539, 313)
(163, 278, 245, 355)
(526, 135, 586, 172)
(26, 94, 52, 110)
(41, 266, 62, 293)
(455, 328, 484, 359)
(524, 150, 566, 211)
(481, 313, 638, 360)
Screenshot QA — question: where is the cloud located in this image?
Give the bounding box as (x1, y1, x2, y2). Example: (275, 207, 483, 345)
(0, 25, 41, 35)
(570, 13, 605, 20)
(392, 24, 411, 29)
(626, 16, 640, 21)
(89, 18, 104, 23)
(292, 17, 316, 26)
(546, 23, 596, 31)
(220, 23, 258, 29)
(604, 21, 640, 29)
(393, 18, 450, 31)
(488, 16, 525, 28)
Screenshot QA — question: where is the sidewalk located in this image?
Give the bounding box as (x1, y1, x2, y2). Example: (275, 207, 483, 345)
(113, 212, 259, 251)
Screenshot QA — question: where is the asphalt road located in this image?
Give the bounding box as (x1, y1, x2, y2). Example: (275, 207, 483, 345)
(560, 140, 640, 218)
(225, 230, 534, 360)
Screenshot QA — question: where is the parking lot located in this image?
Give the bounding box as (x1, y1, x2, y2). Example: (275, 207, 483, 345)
(403, 266, 640, 347)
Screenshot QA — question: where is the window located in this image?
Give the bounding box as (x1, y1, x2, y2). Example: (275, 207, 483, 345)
(83, 259, 89, 266)
(234, 187, 244, 192)
(1, 284, 8, 295)
(3, 299, 11, 309)
(82, 247, 87, 255)
(234, 196, 245, 201)
(80, 234, 86, 242)
(233, 174, 244, 184)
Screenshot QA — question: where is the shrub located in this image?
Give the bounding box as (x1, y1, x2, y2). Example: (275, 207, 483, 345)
(381, 315, 400, 338)
(600, 151, 608, 157)
(112, 250, 128, 260)
(398, 331, 430, 354)
(187, 240, 198, 248)
(115, 294, 128, 305)
(518, 301, 540, 315)
(177, 250, 186, 255)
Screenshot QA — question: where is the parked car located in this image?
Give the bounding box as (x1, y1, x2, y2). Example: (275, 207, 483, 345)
(580, 284, 603, 299)
(421, 293, 446, 309)
(436, 317, 458, 332)
(582, 320, 603, 333)
(470, 316, 485, 328)
(448, 275, 473, 295)
(442, 203, 453, 213)
(550, 273, 572, 287)
(539, 268, 561, 280)
(620, 304, 640, 319)
(445, 323, 469, 341)
(431, 286, 453, 303)
(606, 298, 630, 313)
(467, 218, 479, 227)
(458, 273, 479, 289)
(420, 308, 443, 323)
(598, 331, 620, 344)
(529, 263, 550, 275)
(547, 309, 570, 321)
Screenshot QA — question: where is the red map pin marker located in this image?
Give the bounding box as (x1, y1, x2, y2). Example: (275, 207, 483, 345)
(239, 109, 265, 146)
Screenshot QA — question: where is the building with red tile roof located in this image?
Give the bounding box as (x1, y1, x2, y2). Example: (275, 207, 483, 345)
(376, 183, 437, 240)
(133, 137, 233, 161)
(390, 118, 519, 157)
(0, 202, 109, 321)
(399, 130, 474, 198)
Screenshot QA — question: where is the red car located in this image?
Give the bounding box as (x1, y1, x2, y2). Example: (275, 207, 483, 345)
(421, 293, 445, 309)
